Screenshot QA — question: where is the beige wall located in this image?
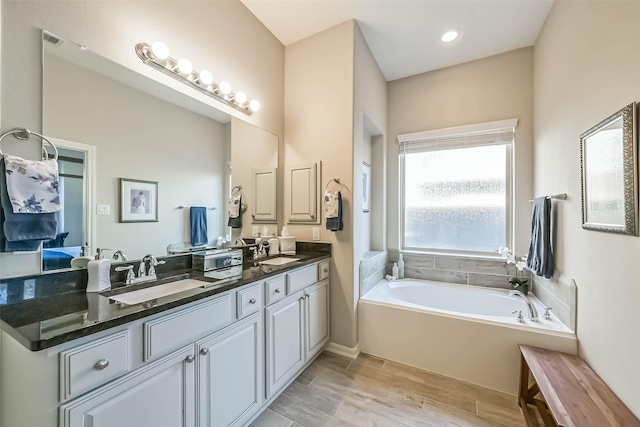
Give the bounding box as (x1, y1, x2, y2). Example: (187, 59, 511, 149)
(534, 1, 640, 416)
(0, 0, 284, 274)
(387, 47, 534, 256)
(353, 24, 388, 342)
(284, 21, 356, 348)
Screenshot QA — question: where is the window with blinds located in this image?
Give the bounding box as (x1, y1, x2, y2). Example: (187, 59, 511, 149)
(398, 119, 516, 254)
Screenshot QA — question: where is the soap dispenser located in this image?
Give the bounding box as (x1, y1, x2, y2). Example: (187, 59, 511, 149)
(87, 248, 112, 293)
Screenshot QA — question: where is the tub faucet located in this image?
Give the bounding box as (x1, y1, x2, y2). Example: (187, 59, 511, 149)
(508, 290, 538, 322)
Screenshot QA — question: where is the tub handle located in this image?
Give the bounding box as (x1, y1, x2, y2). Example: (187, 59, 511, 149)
(543, 307, 553, 320)
(512, 310, 525, 323)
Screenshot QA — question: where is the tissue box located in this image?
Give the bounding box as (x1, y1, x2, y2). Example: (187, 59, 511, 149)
(278, 236, 296, 255)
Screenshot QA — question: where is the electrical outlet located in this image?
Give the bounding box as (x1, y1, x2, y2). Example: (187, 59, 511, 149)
(97, 204, 110, 215)
(312, 227, 320, 241)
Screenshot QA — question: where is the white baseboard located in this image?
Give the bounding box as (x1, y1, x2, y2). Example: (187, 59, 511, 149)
(324, 341, 360, 360)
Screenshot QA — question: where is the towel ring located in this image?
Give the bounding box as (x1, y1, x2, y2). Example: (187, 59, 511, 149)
(325, 178, 342, 191)
(0, 128, 59, 160)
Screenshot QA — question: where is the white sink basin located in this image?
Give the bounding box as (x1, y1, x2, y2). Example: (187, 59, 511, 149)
(259, 257, 300, 266)
(109, 279, 208, 305)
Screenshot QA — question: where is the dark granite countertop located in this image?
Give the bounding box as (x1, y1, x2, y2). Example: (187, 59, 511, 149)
(0, 251, 330, 351)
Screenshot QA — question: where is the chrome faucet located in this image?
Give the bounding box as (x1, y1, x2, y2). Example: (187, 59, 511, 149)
(508, 290, 538, 322)
(116, 254, 166, 285)
(254, 240, 270, 259)
(139, 254, 165, 278)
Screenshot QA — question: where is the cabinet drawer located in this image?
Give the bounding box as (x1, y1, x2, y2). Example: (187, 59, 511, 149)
(144, 295, 232, 360)
(318, 260, 330, 281)
(265, 275, 286, 305)
(237, 283, 263, 319)
(287, 265, 318, 294)
(61, 330, 130, 401)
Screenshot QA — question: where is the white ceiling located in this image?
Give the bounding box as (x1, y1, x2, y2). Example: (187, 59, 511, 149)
(240, 0, 554, 81)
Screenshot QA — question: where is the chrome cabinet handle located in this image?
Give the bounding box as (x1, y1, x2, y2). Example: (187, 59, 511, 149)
(275, 288, 281, 293)
(249, 298, 256, 304)
(323, 267, 329, 273)
(94, 359, 110, 371)
(185, 355, 195, 363)
(200, 348, 210, 356)
(310, 214, 315, 219)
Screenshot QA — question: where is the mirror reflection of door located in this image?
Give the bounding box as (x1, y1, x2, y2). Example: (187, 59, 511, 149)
(42, 145, 92, 272)
(42, 147, 84, 271)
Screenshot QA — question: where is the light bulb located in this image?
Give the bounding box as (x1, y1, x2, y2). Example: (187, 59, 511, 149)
(249, 100, 261, 112)
(177, 58, 193, 74)
(441, 30, 459, 43)
(219, 81, 232, 95)
(199, 70, 213, 85)
(151, 41, 169, 59)
(235, 91, 247, 104)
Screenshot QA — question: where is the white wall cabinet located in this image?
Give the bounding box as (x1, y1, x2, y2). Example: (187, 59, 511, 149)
(60, 345, 196, 427)
(287, 162, 320, 223)
(252, 168, 277, 223)
(197, 312, 263, 427)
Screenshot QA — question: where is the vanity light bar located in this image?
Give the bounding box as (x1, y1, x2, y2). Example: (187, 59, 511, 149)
(135, 42, 260, 116)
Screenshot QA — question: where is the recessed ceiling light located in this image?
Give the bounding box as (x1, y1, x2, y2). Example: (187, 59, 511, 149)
(441, 30, 459, 43)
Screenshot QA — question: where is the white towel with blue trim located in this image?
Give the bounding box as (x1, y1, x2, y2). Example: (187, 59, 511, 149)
(3, 154, 61, 213)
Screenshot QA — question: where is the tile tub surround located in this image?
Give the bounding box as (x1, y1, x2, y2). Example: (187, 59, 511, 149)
(359, 250, 387, 296)
(532, 274, 576, 332)
(251, 352, 527, 427)
(387, 251, 531, 290)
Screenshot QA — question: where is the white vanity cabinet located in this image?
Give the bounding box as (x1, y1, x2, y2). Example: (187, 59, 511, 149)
(60, 344, 197, 427)
(59, 281, 264, 427)
(265, 262, 330, 400)
(197, 312, 263, 427)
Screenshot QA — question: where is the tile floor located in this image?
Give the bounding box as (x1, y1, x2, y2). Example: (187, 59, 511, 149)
(251, 352, 528, 427)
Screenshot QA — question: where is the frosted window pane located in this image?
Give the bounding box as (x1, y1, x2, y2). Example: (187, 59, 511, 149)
(404, 145, 506, 252)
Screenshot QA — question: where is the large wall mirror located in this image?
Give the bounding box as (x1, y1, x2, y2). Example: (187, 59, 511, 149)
(0, 30, 279, 278)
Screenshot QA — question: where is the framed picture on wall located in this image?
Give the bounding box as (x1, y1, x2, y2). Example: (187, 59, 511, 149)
(362, 161, 371, 212)
(119, 178, 159, 223)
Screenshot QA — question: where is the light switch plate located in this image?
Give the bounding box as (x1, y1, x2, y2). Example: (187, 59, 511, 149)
(97, 204, 110, 215)
(312, 227, 320, 241)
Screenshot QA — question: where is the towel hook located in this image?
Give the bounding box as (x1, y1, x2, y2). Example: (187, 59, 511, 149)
(325, 178, 342, 191)
(0, 128, 59, 160)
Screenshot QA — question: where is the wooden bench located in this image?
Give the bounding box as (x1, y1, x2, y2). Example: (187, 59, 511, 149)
(518, 345, 640, 427)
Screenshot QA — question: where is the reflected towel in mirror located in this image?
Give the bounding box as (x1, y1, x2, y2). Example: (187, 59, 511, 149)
(3, 154, 61, 213)
(0, 159, 57, 251)
(190, 206, 208, 246)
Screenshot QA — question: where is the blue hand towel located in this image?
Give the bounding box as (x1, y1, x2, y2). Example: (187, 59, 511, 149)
(526, 197, 554, 279)
(190, 207, 208, 247)
(0, 159, 57, 252)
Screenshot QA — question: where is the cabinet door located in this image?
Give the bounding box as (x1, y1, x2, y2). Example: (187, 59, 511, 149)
(198, 313, 263, 427)
(305, 279, 330, 361)
(288, 162, 319, 223)
(265, 291, 305, 399)
(252, 168, 277, 222)
(60, 346, 196, 427)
